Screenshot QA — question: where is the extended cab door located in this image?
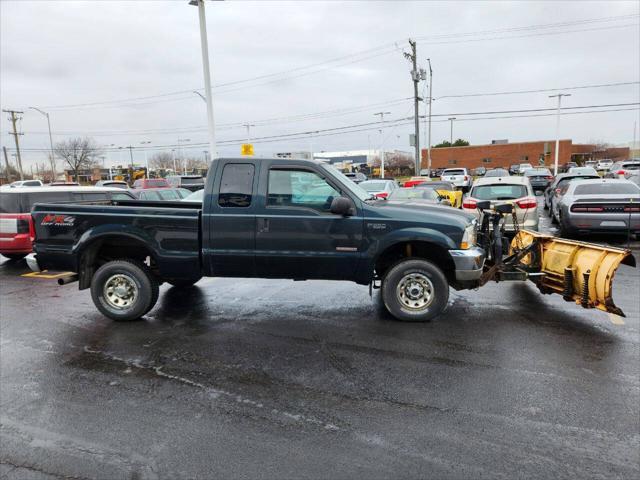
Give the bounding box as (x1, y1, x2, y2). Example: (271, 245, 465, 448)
(204, 159, 260, 277)
(254, 162, 363, 280)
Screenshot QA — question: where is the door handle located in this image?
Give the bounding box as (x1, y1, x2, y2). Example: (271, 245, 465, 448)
(257, 218, 269, 233)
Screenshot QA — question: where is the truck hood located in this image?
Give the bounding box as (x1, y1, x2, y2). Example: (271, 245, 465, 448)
(364, 199, 475, 228)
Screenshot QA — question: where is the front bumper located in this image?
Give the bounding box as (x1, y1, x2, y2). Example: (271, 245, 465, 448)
(449, 246, 486, 281)
(565, 212, 640, 232)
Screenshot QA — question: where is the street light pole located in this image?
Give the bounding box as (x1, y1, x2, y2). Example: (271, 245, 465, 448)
(141, 141, 151, 178)
(448, 117, 456, 145)
(29, 107, 56, 178)
(549, 93, 571, 176)
(190, 0, 217, 160)
(373, 111, 391, 178)
(426, 59, 433, 174)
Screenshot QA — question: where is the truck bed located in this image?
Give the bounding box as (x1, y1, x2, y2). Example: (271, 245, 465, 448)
(31, 200, 202, 279)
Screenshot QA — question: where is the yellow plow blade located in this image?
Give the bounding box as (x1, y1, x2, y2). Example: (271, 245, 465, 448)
(511, 230, 636, 316)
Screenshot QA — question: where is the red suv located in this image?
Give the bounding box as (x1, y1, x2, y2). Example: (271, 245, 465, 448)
(0, 186, 134, 260)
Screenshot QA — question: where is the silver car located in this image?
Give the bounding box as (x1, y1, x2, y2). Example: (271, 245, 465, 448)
(358, 179, 398, 199)
(555, 178, 640, 237)
(462, 176, 539, 232)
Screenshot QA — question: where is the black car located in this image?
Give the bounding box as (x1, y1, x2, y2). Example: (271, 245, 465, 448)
(524, 167, 553, 192)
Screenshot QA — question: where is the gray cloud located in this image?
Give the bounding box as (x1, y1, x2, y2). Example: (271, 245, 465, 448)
(1, 0, 638, 170)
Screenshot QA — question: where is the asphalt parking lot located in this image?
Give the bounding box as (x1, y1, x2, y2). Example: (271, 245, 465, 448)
(1, 198, 639, 479)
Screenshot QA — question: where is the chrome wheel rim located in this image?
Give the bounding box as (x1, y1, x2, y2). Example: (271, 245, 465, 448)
(396, 273, 434, 310)
(103, 274, 138, 310)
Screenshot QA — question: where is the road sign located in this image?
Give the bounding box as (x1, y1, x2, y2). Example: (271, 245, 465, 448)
(241, 144, 254, 156)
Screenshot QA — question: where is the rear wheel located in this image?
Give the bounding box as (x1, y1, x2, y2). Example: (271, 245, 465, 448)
(381, 259, 449, 322)
(558, 213, 575, 239)
(90, 259, 159, 321)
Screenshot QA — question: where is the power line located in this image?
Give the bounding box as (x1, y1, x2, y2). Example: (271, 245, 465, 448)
(32, 15, 638, 111)
(11, 105, 639, 152)
(438, 81, 640, 99)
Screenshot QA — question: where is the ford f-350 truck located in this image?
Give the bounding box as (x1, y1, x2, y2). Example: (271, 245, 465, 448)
(26, 157, 484, 322)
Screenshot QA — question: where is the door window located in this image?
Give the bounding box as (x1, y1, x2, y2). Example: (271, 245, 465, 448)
(218, 164, 254, 208)
(267, 169, 340, 212)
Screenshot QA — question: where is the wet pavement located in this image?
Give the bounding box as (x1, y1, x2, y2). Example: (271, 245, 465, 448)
(1, 200, 639, 479)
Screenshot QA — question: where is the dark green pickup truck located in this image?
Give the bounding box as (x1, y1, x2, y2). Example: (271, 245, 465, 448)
(27, 157, 485, 322)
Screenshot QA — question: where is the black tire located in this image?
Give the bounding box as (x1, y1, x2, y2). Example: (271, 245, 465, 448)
(90, 259, 159, 321)
(558, 213, 575, 239)
(2, 253, 27, 261)
(381, 258, 449, 322)
(167, 276, 202, 288)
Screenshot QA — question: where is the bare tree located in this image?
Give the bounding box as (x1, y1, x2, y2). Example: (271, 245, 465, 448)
(184, 156, 207, 173)
(150, 152, 175, 171)
(54, 137, 101, 182)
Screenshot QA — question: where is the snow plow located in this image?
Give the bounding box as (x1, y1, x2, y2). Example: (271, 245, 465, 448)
(476, 201, 635, 317)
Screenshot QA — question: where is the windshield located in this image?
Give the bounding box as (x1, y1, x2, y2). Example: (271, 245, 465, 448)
(485, 169, 509, 177)
(183, 189, 204, 202)
(472, 184, 527, 200)
(557, 176, 599, 189)
(443, 169, 465, 176)
(180, 177, 204, 185)
(146, 179, 170, 187)
(320, 164, 371, 201)
(389, 188, 438, 201)
(574, 183, 639, 195)
(525, 168, 551, 176)
(568, 167, 598, 175)
(360, 181, 388, 192)
(416, 181, 454, 190)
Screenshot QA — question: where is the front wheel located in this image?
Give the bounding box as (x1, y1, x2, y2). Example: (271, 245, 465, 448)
(381, 259, 449, 322)
(90, 259, 159, 321)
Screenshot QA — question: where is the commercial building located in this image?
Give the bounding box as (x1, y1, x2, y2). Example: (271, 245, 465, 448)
(420, 140, 630, 170)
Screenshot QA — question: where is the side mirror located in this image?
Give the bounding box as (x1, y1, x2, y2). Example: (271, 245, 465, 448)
(476, 200, 491, 211)
(330, 196, 356, 216)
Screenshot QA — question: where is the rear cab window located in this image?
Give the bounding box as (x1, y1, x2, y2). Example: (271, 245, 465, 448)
(443, 169, 465, 175)
(218, 164, 254, 208)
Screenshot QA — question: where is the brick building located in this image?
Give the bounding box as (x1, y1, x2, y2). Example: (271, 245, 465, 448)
(420, 140, 630, 170)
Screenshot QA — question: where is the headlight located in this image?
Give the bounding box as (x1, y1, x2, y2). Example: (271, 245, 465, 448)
(461, 221, 477, 249)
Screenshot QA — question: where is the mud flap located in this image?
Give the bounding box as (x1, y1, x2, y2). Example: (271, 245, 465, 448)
(510, 230, 636, 316)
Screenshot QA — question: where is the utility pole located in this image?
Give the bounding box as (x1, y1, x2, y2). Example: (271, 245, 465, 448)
(126, 146, 134, 166)
(426, 58, 433, 175)
(404, 39, 421, 175)
(448, 117, 456, 145)
(549, 93, 571, 176)
(3, 146, 12, 182)
(373, 111, 391, 178)
(29, 107, 56, 178)
(3, 109, 24, 180)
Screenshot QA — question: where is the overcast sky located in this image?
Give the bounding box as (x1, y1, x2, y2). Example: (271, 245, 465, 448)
(1, 0, 639, 169)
